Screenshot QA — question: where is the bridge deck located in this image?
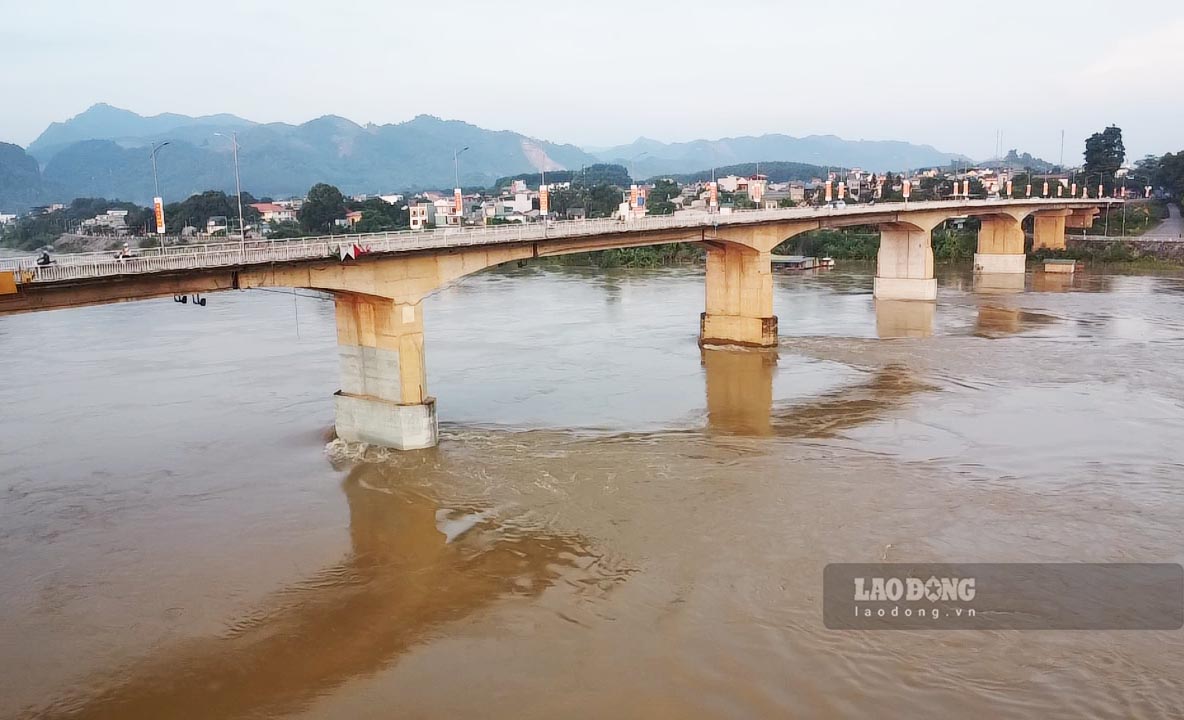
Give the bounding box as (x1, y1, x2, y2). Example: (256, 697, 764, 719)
(1, 199, 1110, 286)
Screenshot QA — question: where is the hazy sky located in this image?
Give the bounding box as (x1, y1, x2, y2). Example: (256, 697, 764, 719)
(3, 0, 1182, 161)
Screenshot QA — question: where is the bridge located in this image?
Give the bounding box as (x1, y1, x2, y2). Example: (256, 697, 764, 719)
(0, 197, 1108, 450)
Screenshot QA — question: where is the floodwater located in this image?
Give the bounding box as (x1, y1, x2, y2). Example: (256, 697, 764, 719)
(2, 263, 1184, 719)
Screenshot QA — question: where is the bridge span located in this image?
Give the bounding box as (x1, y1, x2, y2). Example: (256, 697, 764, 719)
(0, 198, 1107, 450)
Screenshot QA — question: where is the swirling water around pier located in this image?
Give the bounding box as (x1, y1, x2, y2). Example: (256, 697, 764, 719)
(2, 264, 1184, 719)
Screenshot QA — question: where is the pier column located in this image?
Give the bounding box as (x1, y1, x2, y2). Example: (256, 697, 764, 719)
(700, 243, 777, 347)
(333, 292, 437, 450)
(1032, 210, 1070, 251)
(874, 223, 936, 301)
(973, 216, 1027, 274)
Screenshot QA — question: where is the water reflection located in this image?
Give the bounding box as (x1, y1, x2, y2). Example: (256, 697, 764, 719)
(32, 463, 624, 720)
(767, 365, 931, 438)
(875, 300, 934, 339)
(973, 305, 1058, 338)
(973, 272, 1027, 294)
(702, 347, 930, 438)
(702, 348, 777, 436)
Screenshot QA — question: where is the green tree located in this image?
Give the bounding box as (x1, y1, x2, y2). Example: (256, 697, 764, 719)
(646, 178, 680, 215)
(266, 220, 304, 239)
(1084, 125, 1126, 191)
(301, 183, 347, 233)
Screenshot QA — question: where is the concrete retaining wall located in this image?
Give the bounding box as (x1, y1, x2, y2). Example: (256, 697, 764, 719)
(1066, 236, 1184, 261)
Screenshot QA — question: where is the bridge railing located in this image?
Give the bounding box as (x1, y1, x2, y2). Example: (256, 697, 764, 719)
(5, 198, 1113, 285)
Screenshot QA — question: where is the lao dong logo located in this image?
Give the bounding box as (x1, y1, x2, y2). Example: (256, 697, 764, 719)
(852, 575, 977, 622)
(855, 576, 976, 603)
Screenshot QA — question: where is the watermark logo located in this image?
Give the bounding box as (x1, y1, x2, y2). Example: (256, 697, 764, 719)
(854, 575, 976, 603)
(825, 563, 1183, 630)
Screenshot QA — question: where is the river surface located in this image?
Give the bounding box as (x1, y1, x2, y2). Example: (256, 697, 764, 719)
(2, 263, 1184, 719)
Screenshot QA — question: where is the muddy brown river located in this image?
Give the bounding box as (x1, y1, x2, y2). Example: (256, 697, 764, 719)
(2, 263, 1183, 719)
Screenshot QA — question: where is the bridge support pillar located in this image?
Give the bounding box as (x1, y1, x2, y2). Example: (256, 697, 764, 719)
(333, 293, 437, 450)
(974, 216, 1027, 274)
(873, 224, 936, 301)
(700, 244, 777, 347)
(1033, 211, 1070, 251)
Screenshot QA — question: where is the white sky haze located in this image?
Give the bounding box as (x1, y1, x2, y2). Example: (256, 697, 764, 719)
(2, 0, 1182, 161)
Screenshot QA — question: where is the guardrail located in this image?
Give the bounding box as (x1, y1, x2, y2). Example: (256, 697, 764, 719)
(1, 197, 1112, 286)
(1068, 235, 1184, 243)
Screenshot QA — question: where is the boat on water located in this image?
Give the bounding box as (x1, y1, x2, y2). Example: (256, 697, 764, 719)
(771, 255, 835, 272)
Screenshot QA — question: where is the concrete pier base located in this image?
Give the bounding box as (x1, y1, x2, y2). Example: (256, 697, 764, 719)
(872, 276, 937, 301)
(700, 312, 778, 348)
(335, 394, 438, 450)
(973, 253, 1026, 274)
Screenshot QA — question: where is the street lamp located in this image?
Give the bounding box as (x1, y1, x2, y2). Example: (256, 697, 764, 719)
(214, 132, 246, 256)
(150, 140, 171, 251)
(453, 146, 469, 226)
(453, 146, 469, 189)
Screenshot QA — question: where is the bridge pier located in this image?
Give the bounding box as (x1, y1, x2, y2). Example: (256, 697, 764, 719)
(873, 223, 936, 301)
(1032, 210, 1070, 251)
(333, 292, 438, 450)
(974, 216, 1027, 274)
(700, 243, 777, 347)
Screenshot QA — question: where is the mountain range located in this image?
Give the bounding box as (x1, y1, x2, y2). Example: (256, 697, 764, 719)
(591, 135, 965, 180)
(2, 104, 967, 211)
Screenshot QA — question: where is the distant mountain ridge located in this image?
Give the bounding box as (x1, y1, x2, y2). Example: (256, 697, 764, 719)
(3, 104, 972, 211)
(596, 134, 967, 178)
(15, 104, 599, 206)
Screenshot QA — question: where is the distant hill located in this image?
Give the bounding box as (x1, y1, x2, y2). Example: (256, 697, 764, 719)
(595, 134, 966, 177)
(0, 143, 49, 212)
(7, 104, 976, 210)
(978, 149, 1059, 173)
(28, 103, 255, 163)
(656, 161, 831, 185)
(23, 105, 601, 204)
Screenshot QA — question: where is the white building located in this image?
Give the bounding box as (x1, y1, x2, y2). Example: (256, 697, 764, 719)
(409, 202, 437, 230)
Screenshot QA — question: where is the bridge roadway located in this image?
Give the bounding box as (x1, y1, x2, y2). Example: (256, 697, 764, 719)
(0, 197, 1109, 450)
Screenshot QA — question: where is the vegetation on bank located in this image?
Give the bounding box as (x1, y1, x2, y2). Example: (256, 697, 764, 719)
(1083, 201, 1167, 236)
(554, 243, 703, 268)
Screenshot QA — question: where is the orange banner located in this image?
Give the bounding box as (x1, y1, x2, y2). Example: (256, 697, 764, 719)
(153, 196, 165, 234)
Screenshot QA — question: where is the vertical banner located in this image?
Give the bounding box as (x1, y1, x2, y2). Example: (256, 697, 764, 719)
(1042, 181, 1049, 197)
(1026, 184, 1032, 198)
(1057, 185, 1064, 197)
(539, 185, 550, 216)
(1098, 184, 1104, 199)
(454, 188, 463, 216)
(629, 184, 639, 210)
(825, 180, 833, 203)
(709, 182, 718, 209)
(1071, 183, 1078, 197)
(1006, 180, 1013, 197)
(153, 196, 165, 235)
(1146, 186, 1153, 199)
(902, 180, 911, 200)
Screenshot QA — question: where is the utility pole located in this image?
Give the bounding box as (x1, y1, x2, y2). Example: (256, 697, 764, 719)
(216, 132, 245, 256)
(150, 140, 171, 250)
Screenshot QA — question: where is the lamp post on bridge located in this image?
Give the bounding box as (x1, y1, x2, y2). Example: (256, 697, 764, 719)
(453, 146, 469, 227)
(214, 132, 246, 258)
(149, 141, 171, 253)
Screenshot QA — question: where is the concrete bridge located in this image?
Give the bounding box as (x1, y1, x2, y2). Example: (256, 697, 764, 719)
(0, 198, 1107, 450)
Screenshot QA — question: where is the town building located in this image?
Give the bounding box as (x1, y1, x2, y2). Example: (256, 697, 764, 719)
(409, 202, 436, 230)
(249, 203, 298, 224)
